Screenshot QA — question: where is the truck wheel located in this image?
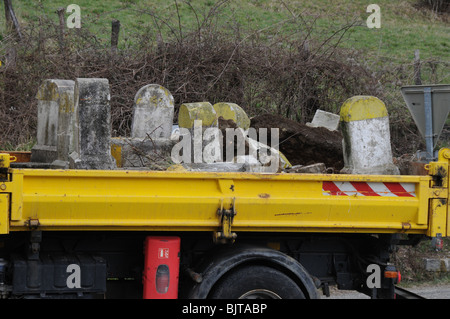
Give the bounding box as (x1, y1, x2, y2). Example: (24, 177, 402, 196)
(209, 265, 306, 299)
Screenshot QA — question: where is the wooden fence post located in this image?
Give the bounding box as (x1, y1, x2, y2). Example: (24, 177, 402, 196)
(414, 49, 422, 85)
(56, 7, 66, 53)
(111, 19, 121, 53)
(3, 0, 22, 40)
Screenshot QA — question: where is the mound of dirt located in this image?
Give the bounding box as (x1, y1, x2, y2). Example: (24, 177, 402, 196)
(250, 114, 344, 171)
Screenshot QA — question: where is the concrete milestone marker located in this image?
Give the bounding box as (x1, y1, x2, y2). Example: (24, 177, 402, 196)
(31, 79, 75, 163)
(131, 84, 175, 139)
(177, 102, 220, 163)
(178, 102, 218, 129)
(52, 83, 76, 168)
(339, 96, 399, 175)
(69, 78, 116, 169)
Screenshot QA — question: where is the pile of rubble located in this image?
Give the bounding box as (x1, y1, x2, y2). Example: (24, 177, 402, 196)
(12, 78, 415, 176)
(250, 113, 344, 172)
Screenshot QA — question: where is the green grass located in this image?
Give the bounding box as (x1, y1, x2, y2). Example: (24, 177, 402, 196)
(1, 0, 448, 65)
(0, 0, 448, 142)
(0, 137, 35, 151)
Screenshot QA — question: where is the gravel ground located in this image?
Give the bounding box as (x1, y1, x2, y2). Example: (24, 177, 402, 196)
(323, 284, 450, 299)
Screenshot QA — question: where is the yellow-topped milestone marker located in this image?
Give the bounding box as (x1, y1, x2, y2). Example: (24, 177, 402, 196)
(340, 96, 388, 122)
(178, 102, 218, 128)
(339, 95, 399, 175)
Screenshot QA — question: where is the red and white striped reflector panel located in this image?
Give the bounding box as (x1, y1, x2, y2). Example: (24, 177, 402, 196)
(322, 181, 416, 197)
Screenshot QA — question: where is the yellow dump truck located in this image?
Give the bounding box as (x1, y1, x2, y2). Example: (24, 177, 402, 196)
(0, 148, 448, 299)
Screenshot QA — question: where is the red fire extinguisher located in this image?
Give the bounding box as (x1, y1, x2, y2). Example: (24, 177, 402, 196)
(143, 236, 180, 299)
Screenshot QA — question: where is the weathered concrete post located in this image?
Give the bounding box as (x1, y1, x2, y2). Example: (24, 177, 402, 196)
(339, 96, 399, 175)
(51, 84, 76, 168)
(108, 84, 176, 169)
(31, 79, 75, 163)
(131, 84, 175, 139)
(69, 78, 116, 169)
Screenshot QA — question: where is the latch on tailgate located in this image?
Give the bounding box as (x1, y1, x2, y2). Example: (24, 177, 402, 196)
(426, 149, 449, 240)
(0, 153, 16, 182)
(214, 198, 237, 244)
(0, 194, 10, 234)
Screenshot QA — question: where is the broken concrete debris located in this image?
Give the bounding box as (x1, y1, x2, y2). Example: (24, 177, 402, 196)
(286, 163, 327, 174)
(111, 137, 176, 170)
(168, 162, 247, 172)
(68, 78, 117, 170)
(423, 258, 450, 273)
(24, 78, 405, 176)
(306, 109, 340, 131)
(250, 113, 344, 172)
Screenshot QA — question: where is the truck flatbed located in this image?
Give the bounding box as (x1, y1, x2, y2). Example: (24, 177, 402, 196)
(0, 149, 448, 299)
(1, 149, 448, 239)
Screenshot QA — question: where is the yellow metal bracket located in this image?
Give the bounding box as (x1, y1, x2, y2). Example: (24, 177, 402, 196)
(0, 153, 23, 222)
(426, 148, 450, 237)
(0, 153, 16, 167)
(0, 153, 15, 182)
(214, 198, 237, 244)
(428, 198, 447, 238)
(0, 194, 10, 234)
(427, 148, 450, 188)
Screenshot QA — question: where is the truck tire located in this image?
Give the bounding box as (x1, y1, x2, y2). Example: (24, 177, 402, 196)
(209, 265, 306, 299)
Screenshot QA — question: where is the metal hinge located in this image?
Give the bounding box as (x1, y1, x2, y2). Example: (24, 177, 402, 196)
(214, 198, 237, 244)
(25, 218, 40, 230)
(0, 153, 15, 182)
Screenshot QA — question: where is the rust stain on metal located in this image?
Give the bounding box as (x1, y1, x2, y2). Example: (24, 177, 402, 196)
(401, 222, 411, 231)
(275, 212, 312, 216)
(258, 193, 270, 198)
